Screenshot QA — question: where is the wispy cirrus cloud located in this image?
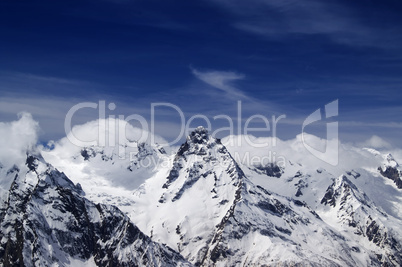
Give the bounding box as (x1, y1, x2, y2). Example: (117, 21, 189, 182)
(191, 68, 247, 99)
(212, 0, 402, 49)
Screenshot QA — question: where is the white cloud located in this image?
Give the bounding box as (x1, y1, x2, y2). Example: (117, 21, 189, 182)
(0, 113, 39, 168)
(0, 96, 98, 142)
(191, 68, 246, 98)
(222, 133, 380, 177)
(46, 117, 169, 160)
(0, 95, 156, 142)
(360, 135, 392, 149)
(41, 118, 170, 191)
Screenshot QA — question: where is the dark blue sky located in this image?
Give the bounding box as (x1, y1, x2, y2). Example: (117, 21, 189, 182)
(1, 0, 402, 145)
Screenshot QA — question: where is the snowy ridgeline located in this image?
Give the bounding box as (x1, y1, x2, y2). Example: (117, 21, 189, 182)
(0, 154, 190, 266)
(1, 125, 402, 266)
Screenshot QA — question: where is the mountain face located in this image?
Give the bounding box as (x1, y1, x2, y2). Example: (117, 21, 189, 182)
(134, 127, 246, 265)
(376, 152, 402, 189)
(321, 175, 402, 265)
(126, 127, 402, 266)
(42, 137, 169, 216)
(30, 126, 402, 266)
(0, 153, 190, 266)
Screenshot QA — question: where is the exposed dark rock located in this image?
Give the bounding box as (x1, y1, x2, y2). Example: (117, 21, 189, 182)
(366, 219, 382, 245)
(351, 246, 360, 253)
(163, 162, 182, 189)
(321, 187, 337, 207)
(176, 142, 190, 158)
(158, 147, 166, 154)
(172, 163, 205, 202)
(26, 155, 38, 172)
(257, 199, 289, 217)
(320, 175, 402, 266)
(275, 226, 292, 235)
(294, 179, 308, 197)
(293, 200, 305, 207)
(80, 148, 96, 161)
(294, 171, 303, 178)
(188, 127, 209, 145)
(253, 163, 283, 178)
(378, 166, 402, 189)
(136, 142, 155, 160)
(0, 155, 190, 267)
(346, 170, 361, 179)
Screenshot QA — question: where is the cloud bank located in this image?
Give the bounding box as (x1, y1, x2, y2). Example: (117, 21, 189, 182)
(360, 135, 392, 149)
(222, 133, 394, 178)
(0, 113, 39, 168)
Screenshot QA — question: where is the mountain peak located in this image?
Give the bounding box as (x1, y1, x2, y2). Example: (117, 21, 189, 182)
(187, 126, 210, 144)
(174, 127, 223, 160)
(385, 153, 399, 167)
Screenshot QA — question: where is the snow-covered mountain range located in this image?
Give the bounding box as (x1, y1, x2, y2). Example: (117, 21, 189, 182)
(0, 152, 190, 266)
(1, 115, 401, 266)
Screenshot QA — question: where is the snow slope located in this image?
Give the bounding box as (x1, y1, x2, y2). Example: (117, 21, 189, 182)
(40, 124, 402, 266)
(0, 152, 190, 266)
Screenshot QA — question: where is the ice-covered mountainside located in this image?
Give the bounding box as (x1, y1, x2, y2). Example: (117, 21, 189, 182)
(0, 152, 190, 266)
(41, 125, 402, 266)
(320, 175, 402, 265)
(222, 135, 402, 266)
(131, 126, 246, 264)
(126, 127, 402, 266)
(42, 119, 170, 215)
(368, 149, 402, 189)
